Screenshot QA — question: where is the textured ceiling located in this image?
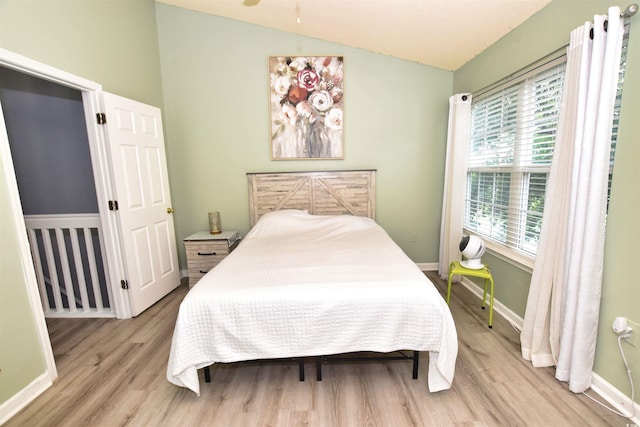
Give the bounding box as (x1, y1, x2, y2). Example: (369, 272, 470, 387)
(155, 0, 552, 71)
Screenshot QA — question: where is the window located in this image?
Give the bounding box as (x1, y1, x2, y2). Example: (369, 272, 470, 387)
(464, 62, 566, 257)
(465, 31, 628, 260)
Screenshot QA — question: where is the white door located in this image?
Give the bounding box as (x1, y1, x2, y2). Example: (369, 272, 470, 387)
(103, 92, 180, 316)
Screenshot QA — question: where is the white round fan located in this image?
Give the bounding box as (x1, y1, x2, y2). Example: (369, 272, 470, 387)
(459, 235, 486, 269)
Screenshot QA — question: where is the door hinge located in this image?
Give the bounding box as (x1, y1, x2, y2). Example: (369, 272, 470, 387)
(108, 200, 119, 211)
(120, 280, 129, 290)
(96, 112, 107, 124)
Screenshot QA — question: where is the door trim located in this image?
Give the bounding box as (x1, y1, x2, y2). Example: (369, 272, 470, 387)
(0, 48, 131, 318)
(0, 47, 134, 418)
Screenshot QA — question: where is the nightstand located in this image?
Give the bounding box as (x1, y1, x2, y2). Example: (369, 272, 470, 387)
(183, 230, 241, 288)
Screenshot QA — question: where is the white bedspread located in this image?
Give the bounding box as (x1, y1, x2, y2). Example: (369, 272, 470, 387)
(167, 210, 457, 395)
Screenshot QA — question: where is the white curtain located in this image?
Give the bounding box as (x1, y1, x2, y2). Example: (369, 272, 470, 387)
(521, 7, 624, 393)
(438, 94, 472, 279)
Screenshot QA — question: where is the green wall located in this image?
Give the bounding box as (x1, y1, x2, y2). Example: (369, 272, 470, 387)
(0, 0, 164, 411)
(0, 0, 164, 107)
(0, 162, 47, 403)
(154, 4, 452, 268)
(454, 0, 640, 405)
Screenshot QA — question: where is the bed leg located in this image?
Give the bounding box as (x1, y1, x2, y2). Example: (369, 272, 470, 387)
(204, 366, 211, 383)
(412, 351, 419, 380)
(298, 358, 305, 381)
(316, 357, 323, 381)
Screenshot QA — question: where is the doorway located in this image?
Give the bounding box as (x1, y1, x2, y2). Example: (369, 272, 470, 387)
(0, 48, 181, 420)
(0, 66, 115, 318)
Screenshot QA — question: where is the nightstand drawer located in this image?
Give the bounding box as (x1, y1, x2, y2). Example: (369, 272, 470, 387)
(184, 241, 231, 259)
(183, 232, 240, 288)
(186, 256, 226, 267)
(186, 257, 225, 273)
(187, 267, 213, 286)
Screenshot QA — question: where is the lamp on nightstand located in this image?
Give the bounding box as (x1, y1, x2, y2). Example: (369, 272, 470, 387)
(208, 211, 222, 234)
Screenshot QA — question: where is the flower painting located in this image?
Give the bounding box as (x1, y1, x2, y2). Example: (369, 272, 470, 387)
(269, 56, 344, 159)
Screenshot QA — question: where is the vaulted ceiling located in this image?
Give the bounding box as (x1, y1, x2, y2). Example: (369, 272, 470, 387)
(155, 0, 552, 71)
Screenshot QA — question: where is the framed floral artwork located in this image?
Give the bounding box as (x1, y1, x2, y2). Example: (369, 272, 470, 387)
(269, 56, 344, 160)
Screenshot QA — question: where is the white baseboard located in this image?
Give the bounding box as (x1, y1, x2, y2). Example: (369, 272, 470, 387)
(458, 276, 524, 330)
(426, 267, 638, 422)
(417, 262, 438, 271)
(417, 264, 523, 329)
(0, 372, 53, 425)
(591, 372, 640, 424)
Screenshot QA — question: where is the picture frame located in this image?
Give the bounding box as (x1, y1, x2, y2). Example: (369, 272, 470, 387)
(269, 56, 344, 160)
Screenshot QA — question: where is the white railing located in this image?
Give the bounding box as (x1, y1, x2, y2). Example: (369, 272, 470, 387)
(24, 214, 115, 318)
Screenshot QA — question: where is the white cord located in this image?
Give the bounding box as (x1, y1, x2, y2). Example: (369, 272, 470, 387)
(513, 322, 635, 418)
(582, 334, 636, 419)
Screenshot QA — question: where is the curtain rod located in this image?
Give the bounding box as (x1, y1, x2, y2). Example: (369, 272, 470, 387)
(471, 3, 637, 100)
(471, 46, 567, 100)
(622, 3, 638, 17)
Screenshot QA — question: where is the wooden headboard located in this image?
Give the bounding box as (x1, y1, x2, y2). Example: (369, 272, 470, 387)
(247, 170, 376, 226)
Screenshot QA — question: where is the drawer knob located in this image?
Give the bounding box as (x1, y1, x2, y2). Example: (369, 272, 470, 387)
(198, 252, 217, 256)
(199, 270, 209, 274)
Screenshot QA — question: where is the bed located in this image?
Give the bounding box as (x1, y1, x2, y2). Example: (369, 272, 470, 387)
(166, 170, 457, 395)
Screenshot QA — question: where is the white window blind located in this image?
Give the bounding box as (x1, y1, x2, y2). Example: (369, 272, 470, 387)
(465, 62, 566, 257)
(465, 30, 628, 260)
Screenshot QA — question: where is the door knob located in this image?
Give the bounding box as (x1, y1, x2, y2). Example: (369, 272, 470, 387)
(167, 207, 175, 214)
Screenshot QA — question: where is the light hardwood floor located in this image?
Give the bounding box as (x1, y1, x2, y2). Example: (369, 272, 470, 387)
(6, 272, 624, 426)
